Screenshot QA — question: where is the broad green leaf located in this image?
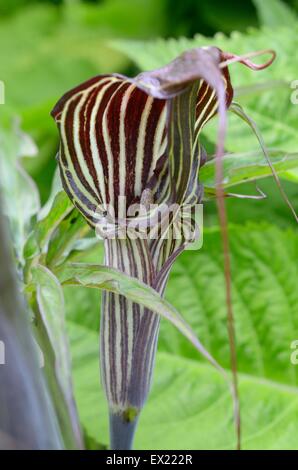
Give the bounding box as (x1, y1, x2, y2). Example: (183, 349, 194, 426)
(67, 321, 298, 450)
(64, 224, 298, 449)
(56, 262, 226, 377)
(0, 118, 39, 263)
(62, 225, 298, 382)
(31, 264, 83, 449)
(162, 225, 298, 386)
(252, 0, 297, 28)
(200, 150, 298, 190)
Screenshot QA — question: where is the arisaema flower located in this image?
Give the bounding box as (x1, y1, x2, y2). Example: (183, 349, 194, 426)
(51, 47, 274, 449)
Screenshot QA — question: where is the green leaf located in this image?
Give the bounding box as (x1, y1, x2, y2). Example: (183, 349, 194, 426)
(45, 209, 91, 269)
(252, 0, 297, 28)
(65, 224, 298, 449)
(0, 191, 62, 449)
(56, 262, 226, 377)
(0, 117, 39, 263)
(24, 172, 92, 270)
(35, 191, 74, 253)
(31, 264, 83, 449)
(67, 322, 298, 450)
(33, 265, 74, 406)
(23, 190, 74, 277)
(37, 166, 63, 221)
(162, 225, 298, 386)
(200, 150, 298, 190)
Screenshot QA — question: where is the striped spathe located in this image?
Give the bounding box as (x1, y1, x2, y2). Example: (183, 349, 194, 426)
(51, 47, 234, 449)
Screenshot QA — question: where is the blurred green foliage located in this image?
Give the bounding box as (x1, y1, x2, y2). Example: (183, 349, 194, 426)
(0, 0, 167, 201)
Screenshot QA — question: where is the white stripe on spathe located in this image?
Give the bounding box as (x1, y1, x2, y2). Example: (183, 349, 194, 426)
(134, 95, 154, 196)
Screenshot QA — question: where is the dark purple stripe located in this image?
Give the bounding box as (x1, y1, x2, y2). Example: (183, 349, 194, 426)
(95, 80, 125, 205)
(51, 74, 111, 120)
(63, 96, 100, 203)
(142, 98, 166, 191)
(107, 82, 131, 214)
(123, 87, 149, 203)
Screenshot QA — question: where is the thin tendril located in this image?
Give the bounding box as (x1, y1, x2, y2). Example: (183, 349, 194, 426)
(215, 84, 241, 451)
(230, 102, 298, 223)
(220, 49, 276, 70)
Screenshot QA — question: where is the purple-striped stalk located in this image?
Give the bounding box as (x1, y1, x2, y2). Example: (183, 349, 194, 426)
(51, 47, 274, 449)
